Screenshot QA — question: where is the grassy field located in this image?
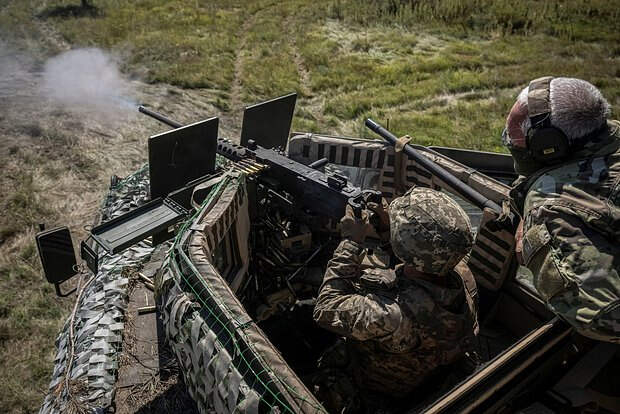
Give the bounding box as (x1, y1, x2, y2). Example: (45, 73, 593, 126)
(0, 0, 618, 412)
(39, 0, 620, 149)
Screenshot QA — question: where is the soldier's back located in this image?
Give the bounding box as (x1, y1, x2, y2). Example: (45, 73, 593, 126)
(350, 268, 476, 397)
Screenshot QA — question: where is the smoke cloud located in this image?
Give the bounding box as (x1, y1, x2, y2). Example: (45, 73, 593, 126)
(41, 48, 137, 120)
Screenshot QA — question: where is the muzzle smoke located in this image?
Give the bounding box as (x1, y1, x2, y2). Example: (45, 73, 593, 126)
(41, 48, 137, 120)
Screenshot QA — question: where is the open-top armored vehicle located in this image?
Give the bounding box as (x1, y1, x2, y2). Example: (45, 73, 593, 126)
(37, 94, 619, 414)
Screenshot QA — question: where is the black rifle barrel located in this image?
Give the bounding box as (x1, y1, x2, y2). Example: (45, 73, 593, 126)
(138, 105, 183, 129)
(365, 118, 502, 214)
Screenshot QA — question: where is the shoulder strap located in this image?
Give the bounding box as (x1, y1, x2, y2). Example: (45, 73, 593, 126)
(454, 260, 479, 336)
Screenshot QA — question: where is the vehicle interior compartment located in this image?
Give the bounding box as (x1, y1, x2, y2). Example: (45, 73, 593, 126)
(187, 135, 619, 413)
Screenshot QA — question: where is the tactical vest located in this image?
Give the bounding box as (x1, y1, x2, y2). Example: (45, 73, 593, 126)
(517, 120, 620, 343)
(349, 262, 479, 397)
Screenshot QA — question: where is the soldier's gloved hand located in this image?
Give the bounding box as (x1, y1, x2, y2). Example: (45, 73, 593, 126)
(366, 197, 390, 242)
(340, 205, 373, 243)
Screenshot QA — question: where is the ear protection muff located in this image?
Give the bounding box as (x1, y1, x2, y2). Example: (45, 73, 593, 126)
(527, 76, 570, 163)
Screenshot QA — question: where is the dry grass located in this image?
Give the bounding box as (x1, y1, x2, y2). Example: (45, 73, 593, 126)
(0, 67, 147, 414)
(0, 0, 618, 412)
(0, 34, 223, 412)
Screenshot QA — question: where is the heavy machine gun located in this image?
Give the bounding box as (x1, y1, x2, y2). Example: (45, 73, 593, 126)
(138, 106, 504, 217)
(138, 105, 363, 220)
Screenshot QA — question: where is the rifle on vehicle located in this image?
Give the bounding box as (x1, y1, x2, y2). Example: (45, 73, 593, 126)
(365, 118, 503, 215)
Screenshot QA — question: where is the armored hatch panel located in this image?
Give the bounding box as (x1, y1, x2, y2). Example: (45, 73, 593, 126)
(240, 92, 297, 149)
(36, 226, 77, 284)
(35, 226, 78, 297)
(149, 117, 218, 199)
(90, 197, 187, 254)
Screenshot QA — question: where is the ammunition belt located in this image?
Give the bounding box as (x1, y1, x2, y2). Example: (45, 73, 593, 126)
(229, 159, 267, 176)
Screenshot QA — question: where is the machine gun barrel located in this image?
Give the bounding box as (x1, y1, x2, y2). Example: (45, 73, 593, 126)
(365, 118, 502, 215)
(139, 105, 248, 161)
(138, 105, 183, 129)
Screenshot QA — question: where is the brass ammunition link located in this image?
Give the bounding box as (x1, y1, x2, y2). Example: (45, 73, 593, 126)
(230, 159, 267, 176)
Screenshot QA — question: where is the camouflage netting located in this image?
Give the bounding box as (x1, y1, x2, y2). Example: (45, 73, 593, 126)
(40, 167, 160, 414)
(156, 171, 326, 413)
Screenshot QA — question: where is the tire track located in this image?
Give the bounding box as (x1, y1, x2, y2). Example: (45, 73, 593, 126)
(227, 13, 256, 138)
(285, 17, 331, 132)
(290, 33, 312, 97)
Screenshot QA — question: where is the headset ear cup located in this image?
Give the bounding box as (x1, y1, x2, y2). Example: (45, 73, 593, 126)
(529, 127, 569, 163)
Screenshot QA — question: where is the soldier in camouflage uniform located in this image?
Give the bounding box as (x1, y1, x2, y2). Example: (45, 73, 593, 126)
(504, 76, 620, 343)
(313, 187, 479, 412)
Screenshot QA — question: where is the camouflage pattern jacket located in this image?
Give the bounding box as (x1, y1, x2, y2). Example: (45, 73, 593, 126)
(313, 240, 478, 397)
(513, 120, 620, 343)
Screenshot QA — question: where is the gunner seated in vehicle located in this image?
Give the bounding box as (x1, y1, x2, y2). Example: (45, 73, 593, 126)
(313, 186, 479, 412)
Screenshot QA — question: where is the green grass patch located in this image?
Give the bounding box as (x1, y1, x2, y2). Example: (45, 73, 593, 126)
(11, 0, 616, 139)
(327, 0, 620, 42)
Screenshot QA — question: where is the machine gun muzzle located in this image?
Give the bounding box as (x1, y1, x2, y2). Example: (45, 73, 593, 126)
(138, 105, 183, 129)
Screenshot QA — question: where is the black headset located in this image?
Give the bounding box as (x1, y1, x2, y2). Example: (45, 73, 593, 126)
(526, 76, 570, 163)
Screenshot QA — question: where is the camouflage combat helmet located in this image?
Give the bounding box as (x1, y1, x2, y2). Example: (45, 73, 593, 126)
(389, 187, 474, 275)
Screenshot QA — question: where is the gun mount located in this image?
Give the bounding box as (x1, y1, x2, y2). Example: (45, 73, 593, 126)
(139, 105, 363, 220)
(37, 101, 518, 296)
